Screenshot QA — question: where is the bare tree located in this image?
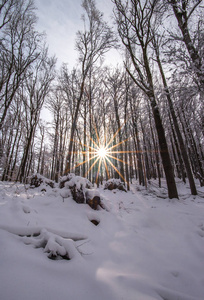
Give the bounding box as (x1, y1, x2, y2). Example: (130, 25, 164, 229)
(0, 0, 41, 131)
(105, 68, 125, 182)
(113, 0, 179, 199)
(0, 0, 17, 30)
(167, 0, 204, 92)
(64, 0, 116, 174)
(152, 34, 197, 195)
(17, 47, 56, 182)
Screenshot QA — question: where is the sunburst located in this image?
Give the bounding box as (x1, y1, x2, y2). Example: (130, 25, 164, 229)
(67, 122, 131, 187)
(97, 147, 107, 158)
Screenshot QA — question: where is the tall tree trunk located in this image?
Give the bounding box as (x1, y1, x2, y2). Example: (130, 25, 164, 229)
(18, 124, 35, 182)
(37, 127, 44, 174)
(9, 127, 23, 181)
(124, 83, 130, 190)
(64, 78, 85, 174)
(154, 39, 197, 195)
(148, 108, 161, 187)
(149, 92, 178, 199)
(114, 95, 125, 182)
(83, 100, 87, 177)
(169, 113, 186, 183)
(40, 146, 45, 176)
(169, 0, 204, 92)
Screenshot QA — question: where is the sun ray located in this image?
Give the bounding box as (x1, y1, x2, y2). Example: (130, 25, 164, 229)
(103, 157, 110, 179)
(92, 121, 101, 148)
(104, 127, 107, 148)
(104, 126, 121, 150)
(108, 151, 138, 154)
(85, 156, 100, 178)
(104, 156, 127, 183)
(106, 138, 129, 152)
(104, 121, 126, 150)
(106, 153, 130, 165)
(70, 138, 99, 153)
(80, 141, 99, 152)
(95, 157, 102, 184)
(67, 154, 98, 174)
(89, 135, 100, 150)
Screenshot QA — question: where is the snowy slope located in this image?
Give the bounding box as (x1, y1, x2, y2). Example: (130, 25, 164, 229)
(0, 180, 204, 300)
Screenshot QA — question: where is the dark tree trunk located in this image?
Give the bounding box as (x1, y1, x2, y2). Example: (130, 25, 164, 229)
(65, 79, 85, 174)
(150, 94, 178, 199)
(18, 124, 34, 182)
(154, 39, 197, 195)
(149, 111, 161, 187)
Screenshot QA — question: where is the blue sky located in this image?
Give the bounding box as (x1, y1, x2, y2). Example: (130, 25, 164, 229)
(35, 0, 121, 69)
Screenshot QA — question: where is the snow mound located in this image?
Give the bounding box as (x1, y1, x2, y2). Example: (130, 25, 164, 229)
(59, 173, 92, 189)
(22, 228, 82, 261)
(29, 173, 55, 189)
(104, 178, 127, 192)
(59, 174, 102, 209)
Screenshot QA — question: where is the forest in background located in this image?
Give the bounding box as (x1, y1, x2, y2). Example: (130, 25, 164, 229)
(0, 0, 203, 199)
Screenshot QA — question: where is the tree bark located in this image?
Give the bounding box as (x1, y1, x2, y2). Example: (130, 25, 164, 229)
(154, 38, 197, 195)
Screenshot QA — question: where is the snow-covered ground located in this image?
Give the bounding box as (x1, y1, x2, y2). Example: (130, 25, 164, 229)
(0, 179, 204, 300)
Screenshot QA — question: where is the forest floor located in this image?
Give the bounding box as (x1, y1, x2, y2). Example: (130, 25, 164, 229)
(0, 178, 204, 300)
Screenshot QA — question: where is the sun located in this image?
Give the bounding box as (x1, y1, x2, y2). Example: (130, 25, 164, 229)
(67, 121, 131, 186)
(97, 147, 107, 158)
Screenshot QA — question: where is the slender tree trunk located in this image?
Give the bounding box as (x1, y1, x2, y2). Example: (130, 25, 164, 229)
(9, 127, 23, 181)
(40, 146, 45, 176)
(149, 92, 178, 199)
(64, 78, 86, 174)
(124, 86, 130, 190)
(154, 40, 197, 195)
(83, 101, 87, 177)
(4, 122, 20, 181)
(2, 126, 13, 181)
(169, 113, 186, 183)
(114, 95, 125, 181)
(149, 110, 161, 187)
(134, 125, 144, 186)
(126, 59, 179, 198)
(129, 97, 145, 185)
(140, 119, 151, 181)
(37, 127, 44, 174)
(18, 124, 34, 182)
(170, 0, 204, 92)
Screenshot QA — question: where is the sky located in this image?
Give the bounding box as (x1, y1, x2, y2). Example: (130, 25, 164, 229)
(35, 0, 122, 69)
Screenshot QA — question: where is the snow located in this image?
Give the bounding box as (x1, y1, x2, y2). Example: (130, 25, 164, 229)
(0, 179, 204, 300)
(60, 173, 92, 190)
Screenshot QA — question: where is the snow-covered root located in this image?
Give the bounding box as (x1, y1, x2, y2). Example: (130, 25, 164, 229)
(0, 225, 87, 241)
(0, 225, 87, 260)
(22, 229, 82, 260)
